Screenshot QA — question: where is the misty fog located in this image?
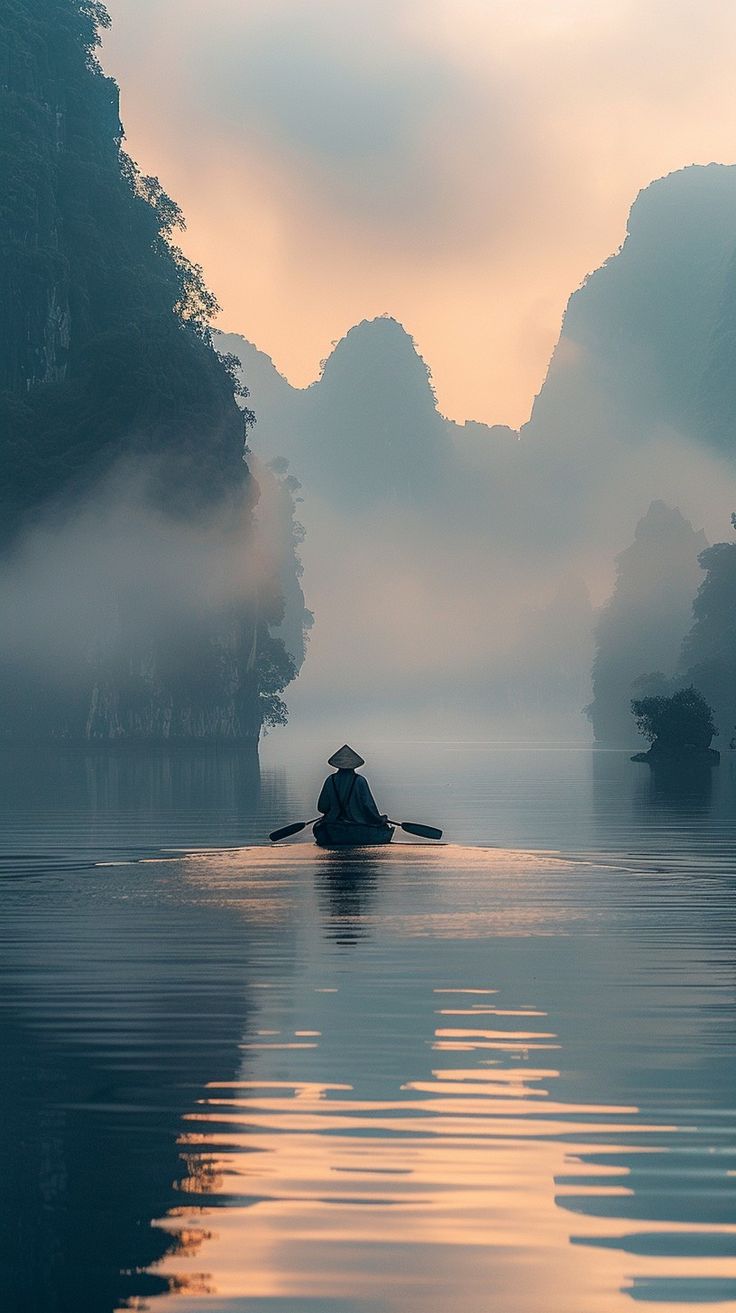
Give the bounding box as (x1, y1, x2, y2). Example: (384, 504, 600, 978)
(0, 459, 303, 737)
(6, 161, 736, 748)
(266, 433, 736, 744)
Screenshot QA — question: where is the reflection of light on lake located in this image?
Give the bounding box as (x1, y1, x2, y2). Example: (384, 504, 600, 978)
(119, 840, 736, 1312)
(4, 747, 736, 1313)
(134, 866, 736, 1313)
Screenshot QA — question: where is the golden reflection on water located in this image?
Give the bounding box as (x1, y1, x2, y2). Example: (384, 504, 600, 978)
(125, 845, 736, 1312)
(140, 1060, 724, 1313)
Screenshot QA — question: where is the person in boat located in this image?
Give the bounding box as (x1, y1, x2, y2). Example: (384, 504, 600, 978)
(315, 745, 390, 834)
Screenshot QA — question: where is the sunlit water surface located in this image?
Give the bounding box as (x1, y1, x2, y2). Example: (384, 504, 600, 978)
(2, 741, 736, 1313)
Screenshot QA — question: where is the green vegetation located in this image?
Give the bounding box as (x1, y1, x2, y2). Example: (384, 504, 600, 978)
(631, 687, 716, 759)
(0, 0, 252, 530)
(0, 0, 301, 739)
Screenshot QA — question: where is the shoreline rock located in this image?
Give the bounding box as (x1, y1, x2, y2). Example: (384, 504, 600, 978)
(631, 746, 720, 764)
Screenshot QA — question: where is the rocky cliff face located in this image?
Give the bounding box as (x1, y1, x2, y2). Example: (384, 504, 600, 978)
(524, 164, 736, 456)
(217, 318, 516, 512)
(0, 1, 79, 395)
(0, 0, 253, 528)
(0, 0, 304, 741)
(219, 167, 736, 739)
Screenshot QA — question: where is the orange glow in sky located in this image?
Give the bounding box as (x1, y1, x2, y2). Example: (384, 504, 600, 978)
(102, 1, 736, 426)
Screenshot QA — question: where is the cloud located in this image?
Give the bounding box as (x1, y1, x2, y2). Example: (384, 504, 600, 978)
(0, 459, 293, 682)
(200, 4, 450, 162)
(102, 0, 736, 425)
(111, 0, 462, 232)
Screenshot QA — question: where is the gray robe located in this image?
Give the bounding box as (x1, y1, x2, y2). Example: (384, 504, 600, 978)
(317, 769, 386, 826)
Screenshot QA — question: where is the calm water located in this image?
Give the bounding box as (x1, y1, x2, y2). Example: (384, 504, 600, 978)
(2, 740, 736, 1313)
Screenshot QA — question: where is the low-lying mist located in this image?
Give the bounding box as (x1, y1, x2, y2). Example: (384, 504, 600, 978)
(269, 427, 736, 743)
(0, 458, 301, 738)
(227, 166, 736, 745)
(3, 471, 245, 671)
(5, 410, 735, 747)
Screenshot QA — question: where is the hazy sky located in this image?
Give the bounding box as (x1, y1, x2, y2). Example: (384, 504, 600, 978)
(102, 1, 736, 426)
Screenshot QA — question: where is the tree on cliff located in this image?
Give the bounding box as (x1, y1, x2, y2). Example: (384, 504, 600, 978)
(587, 502, 706, 744)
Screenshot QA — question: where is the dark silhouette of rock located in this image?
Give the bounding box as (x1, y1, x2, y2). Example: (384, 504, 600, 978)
(220, 167, 736, 737)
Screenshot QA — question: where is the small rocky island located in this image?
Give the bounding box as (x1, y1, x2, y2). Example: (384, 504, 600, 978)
(630, 687, 720, 764)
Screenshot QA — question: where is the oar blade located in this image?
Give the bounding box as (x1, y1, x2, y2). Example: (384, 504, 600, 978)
(269, 821, 308, 843)
(399, 822, 443, 841)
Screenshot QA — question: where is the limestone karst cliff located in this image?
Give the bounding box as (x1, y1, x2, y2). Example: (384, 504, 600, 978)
(524, 164, 736, 456)
(0, 0, 305, 741)
(219, 166, 736, 738)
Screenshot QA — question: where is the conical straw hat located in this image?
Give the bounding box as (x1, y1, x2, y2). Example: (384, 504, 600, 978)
(328, 744, 365, 769)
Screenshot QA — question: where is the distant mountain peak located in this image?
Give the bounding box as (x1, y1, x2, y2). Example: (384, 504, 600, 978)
(318, 315, 433, 392)
(625, 162, 736, 246)
(329, 314, 417, 347)
(526, 161, 736, 452)
(635, 500, 705, 537)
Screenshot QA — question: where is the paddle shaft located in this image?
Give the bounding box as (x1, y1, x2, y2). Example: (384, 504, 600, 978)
(269, 818, 320, 842)
(271, 818, 443, 843)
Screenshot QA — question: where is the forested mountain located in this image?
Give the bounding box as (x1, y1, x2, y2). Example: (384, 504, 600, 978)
(214, 164, 736, 738)
(0, 0, 249, 526)
(224, 167, 736, 566)
(587, 503, 706, 746)
(0, 0, 305, 741)
(221, 320, 594, 735)
(218, 319, 517, 510)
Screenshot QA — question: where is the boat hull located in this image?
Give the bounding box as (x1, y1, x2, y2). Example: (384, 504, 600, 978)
(313, 821, 395, 849)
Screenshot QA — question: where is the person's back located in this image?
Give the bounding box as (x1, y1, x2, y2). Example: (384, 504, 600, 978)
(315, 745, 389, 839)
